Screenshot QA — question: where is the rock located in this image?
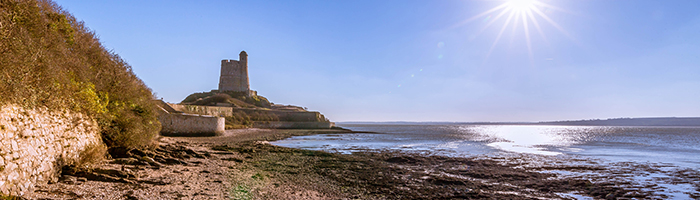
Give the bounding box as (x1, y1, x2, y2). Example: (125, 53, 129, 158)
(137, 156, 162, 167)
(605, 193, 616, 200)
(124, 190, 139, 200)
(162, 158, 187, 165)
(62, 165, 136, 185)
(140, 178, 171, 185)
(111, 158, 147, 165)
(129, 149, 149, 158)
(108, 147, 131, 158)
(93, 168, 137, 179)
(221, 157, 243, 162)
(60, 175, 77, 184)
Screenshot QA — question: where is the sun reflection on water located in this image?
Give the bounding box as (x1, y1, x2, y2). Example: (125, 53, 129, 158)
(460, 125, 595, 155)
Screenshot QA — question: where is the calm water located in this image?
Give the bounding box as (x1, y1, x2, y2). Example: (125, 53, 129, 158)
(271, 123, 700, 199)
(273, 123, 700, 169)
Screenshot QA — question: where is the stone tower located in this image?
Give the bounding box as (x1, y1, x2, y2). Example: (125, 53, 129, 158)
(218, 51, 250, 94)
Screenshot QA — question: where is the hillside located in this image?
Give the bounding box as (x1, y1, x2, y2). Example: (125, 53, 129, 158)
(0, 0, 160, 148)
(181, 90, 271, 108)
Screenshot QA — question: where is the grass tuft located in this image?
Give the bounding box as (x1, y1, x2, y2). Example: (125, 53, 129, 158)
(75, 142, 108, 168)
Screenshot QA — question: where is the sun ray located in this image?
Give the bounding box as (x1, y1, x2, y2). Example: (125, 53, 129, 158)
(533, 1, 578, 16)
(531, 6, 580, 45)
(466, 0, 573, 64)
(472, 7, 512, 40)
(450, 2, 510, 30)
(472, 7, 512, 39)
(526, 9, 549, 45)
(485, 10, 517, 62)
(509, 10, 521, 47)
(521, 10, 534, 65)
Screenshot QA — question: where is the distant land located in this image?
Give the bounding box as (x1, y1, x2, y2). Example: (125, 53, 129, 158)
(340, 117, 700, 127)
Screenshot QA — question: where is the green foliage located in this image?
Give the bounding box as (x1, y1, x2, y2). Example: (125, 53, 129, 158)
(181, 90, 271, 108)
(180, 91, 214, 104)
(224, 110, 279, 129)
(248, 111, 279, 121)
(0, 0, 160, 149)
(235, 93, 271, 108)
(0, 195, 23, 200)
(251, 173, 265, 180)
(225, 111, 252, 128)
(231, 184, 252, 200)
(182, 92, 255, 108)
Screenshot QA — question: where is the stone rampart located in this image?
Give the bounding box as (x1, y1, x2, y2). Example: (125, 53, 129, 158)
(219, 51, 250, 93)
(169, 104, 233, 117)
(0, 104, 102, 196)
(252, 121, 335, 129)
(168, 104, 328, 122)
(158, 113, 225, 137)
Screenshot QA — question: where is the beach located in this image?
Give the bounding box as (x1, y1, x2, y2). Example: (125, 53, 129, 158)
(25, 128, 697, 199)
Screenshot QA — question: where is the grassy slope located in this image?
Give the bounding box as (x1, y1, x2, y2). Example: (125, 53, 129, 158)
(0, 0, 159, 149)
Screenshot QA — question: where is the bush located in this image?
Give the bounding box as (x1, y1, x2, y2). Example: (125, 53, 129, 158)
(0, 0, 160, 149)
(181, 90, 272, 108)
(225, 111, 252, 129)
(76, 143, 108, 168)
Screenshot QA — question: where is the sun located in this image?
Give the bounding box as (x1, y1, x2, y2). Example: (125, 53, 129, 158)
(455, 0, 574, 64)
(507, 0, 536, 12)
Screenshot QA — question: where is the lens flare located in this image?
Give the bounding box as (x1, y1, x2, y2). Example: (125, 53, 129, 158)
(507, 0, 536, 11)
(453, 0, 575, 65)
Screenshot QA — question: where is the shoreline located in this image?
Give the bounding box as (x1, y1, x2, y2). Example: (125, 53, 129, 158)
(25, 128, 698, 199)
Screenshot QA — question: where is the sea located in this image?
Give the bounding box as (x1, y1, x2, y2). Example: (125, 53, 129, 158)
(271, 123, 700, 199)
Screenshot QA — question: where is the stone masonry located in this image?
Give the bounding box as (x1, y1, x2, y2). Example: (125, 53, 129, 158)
(156, 100, 225, 137)
(0, 104, 102, 196)
(219, 51, 250, 94)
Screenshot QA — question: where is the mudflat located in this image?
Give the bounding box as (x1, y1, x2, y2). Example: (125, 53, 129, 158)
(25, 128, 663, 199)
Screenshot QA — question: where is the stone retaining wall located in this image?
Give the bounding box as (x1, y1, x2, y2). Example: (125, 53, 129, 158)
(158, 113, 225, 137)
(0, 104, 101, 196)
(169, 104, 233, 117)
(252, 121, 335, 129)
(168, 104, 328, 122)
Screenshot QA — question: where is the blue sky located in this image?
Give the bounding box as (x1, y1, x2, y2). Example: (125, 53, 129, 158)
(55, 0, 700, 122)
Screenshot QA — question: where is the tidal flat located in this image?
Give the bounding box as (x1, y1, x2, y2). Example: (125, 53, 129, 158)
(25, 128, 699, 199)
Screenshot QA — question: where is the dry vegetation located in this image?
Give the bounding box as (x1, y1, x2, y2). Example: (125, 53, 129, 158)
(0, 0, 160, 148)
(182, 91, 271, 108)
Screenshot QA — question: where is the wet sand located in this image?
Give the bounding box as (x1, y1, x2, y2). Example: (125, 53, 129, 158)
(24, 128, 699, 199)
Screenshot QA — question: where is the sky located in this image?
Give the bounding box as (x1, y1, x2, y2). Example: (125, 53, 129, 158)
(54, 0, 700, 122)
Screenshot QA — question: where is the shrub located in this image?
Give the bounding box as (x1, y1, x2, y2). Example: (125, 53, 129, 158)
(0, 0, 160, 149)
(181, 90, 272, 108)
(76, 143, 108, 168)
(225, 111, 252, 128)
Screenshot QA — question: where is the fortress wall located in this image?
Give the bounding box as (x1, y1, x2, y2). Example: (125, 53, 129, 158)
(254, 110, 325, 122)
(218, 60, 240, 92)
(158, 113, 225, 137)
(219, 59, 249, 93)
(0, 105, 102, 196)
(252, 121, 335, 129)
(168, 104, 233, 117)
(168, 104, 327, 122)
